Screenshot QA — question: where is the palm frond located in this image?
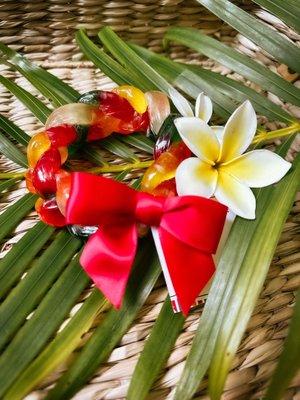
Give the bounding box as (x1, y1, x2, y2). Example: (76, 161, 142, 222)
(194, 0, 300, 73)
(0, 42, 80, 106)
(264, 288, 300, 400)
(46, 241, 160, 399)
(252, 0, 300, 33)
(127, 298, 185, 400)
(164, 27, 300, 108)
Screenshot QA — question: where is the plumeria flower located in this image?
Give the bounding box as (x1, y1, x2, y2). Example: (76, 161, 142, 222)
(174, 100, 292, 219)
(169, 87, 213, 123)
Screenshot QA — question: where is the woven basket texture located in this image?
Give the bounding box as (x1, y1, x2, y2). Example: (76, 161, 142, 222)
(0, 1, 299, 399)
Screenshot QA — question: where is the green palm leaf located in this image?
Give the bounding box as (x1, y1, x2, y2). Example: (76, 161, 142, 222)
(127, 297, 185, 400)
(194, 0, 300, 73)
(0, 42, 79, 106)
(46, 241, 160, 400)
(130, 43, 294, 124)
(0, 131, 27, 167)
(0, 193, 36, 241)
(0, 177, 19, 193)
(264, 288, 300, 400)
(98, 27, 174, 93)
(252, 0, 300, 33)
(0, 254, 89, 398)
(5, 290, 106, 400)
(0, 75, 51, 123)
(0, 232, 81, 353)
(76, 29, 139, 88)
(0, 114, 30, 146)
(164, 27, 300, 108)
(0, 222, 54, 298)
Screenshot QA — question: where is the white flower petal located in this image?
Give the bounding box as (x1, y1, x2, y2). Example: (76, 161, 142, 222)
(222, 149, 292, 188)
(175, 157, 218, 198)
(168, 87, 194, 117)
(214, 170, 256, 219)
(195, 92, 213, 123)
(174, 117, 220, 164)
(211, 125, 224, 144)
(219, 100, 257, 163)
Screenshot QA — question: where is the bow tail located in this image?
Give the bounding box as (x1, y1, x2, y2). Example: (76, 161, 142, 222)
(80, 222, 138, 309)
(158, 228, 215, 316)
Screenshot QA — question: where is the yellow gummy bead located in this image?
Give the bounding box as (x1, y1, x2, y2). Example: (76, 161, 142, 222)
(27, 132, 51, 167)
(114, 85, 148, 114)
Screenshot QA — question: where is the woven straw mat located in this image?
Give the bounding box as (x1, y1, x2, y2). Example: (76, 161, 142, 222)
(0, 1, 299, 399)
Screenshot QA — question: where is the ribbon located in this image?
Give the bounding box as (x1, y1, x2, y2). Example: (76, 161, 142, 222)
(66, 172, 227, 315)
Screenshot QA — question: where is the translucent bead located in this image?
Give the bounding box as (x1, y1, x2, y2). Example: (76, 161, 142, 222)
(47, 125, 77, 147)
(32, 147, 62, 197)
(45, 103, 98, 130)
(55, 169, 71, 216)
(114, 85, 148, 114)
(25, 169, 36, 194)
(35, 197, 66, 227)
(27, 132, 51, 167)
(145, 91, 170, 135)
(141, 142, 191, 194)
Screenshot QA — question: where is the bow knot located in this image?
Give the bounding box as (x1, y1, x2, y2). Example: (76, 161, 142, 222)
(135, 192, 164, 226)
(66, 172, 227, 315)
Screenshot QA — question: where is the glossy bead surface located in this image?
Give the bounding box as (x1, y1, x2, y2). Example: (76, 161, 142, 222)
(145, 91, 170, 135)
(35, 197, 66, 227)
(113, 85, 148, 114)
(56, 169, 71, 216)
(46, 125, 77, 147)
(27, 132, 51, 167)
(32, 147, 62, 197)
(25, 169, 36, 194)
(141, 141, 191, 193)
(45, 103, 97, 130)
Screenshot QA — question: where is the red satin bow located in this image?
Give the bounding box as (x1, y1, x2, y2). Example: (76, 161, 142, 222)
(66, 172, 227, 315)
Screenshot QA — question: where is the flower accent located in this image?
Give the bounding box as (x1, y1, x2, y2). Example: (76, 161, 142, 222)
(169, 88, 213, 123)
(174, 100, 292, 219)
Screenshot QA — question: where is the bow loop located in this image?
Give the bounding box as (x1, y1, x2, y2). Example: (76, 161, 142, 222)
(161, 196, 227, 254)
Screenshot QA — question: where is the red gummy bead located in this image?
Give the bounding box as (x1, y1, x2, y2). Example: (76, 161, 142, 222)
(98, 91, 135, 123)
(35, 197, 66, 227)
(32, 147, 62, 197)
(46, 124, 77, 147)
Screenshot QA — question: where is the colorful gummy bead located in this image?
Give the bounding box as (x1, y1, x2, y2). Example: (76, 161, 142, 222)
(25, 169, 36, 194)
(27, 132, 51, 167)
(27, 131, 68, 168)
(35, 197, 66, 227)
(141, 141, 191, 194)
(78, 89, 150, 140)
(32, 147, 62, 197)
(113, 85, 148, 114)
(46, 125, 77, 147)
(55, 169, 71, 216)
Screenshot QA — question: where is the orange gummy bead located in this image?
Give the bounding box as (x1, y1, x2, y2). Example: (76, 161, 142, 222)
(25, 169, 37, 194)
(56, 170, 71, 216)
(27, 131, 68, 167)
(141, 142, 191, 193)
